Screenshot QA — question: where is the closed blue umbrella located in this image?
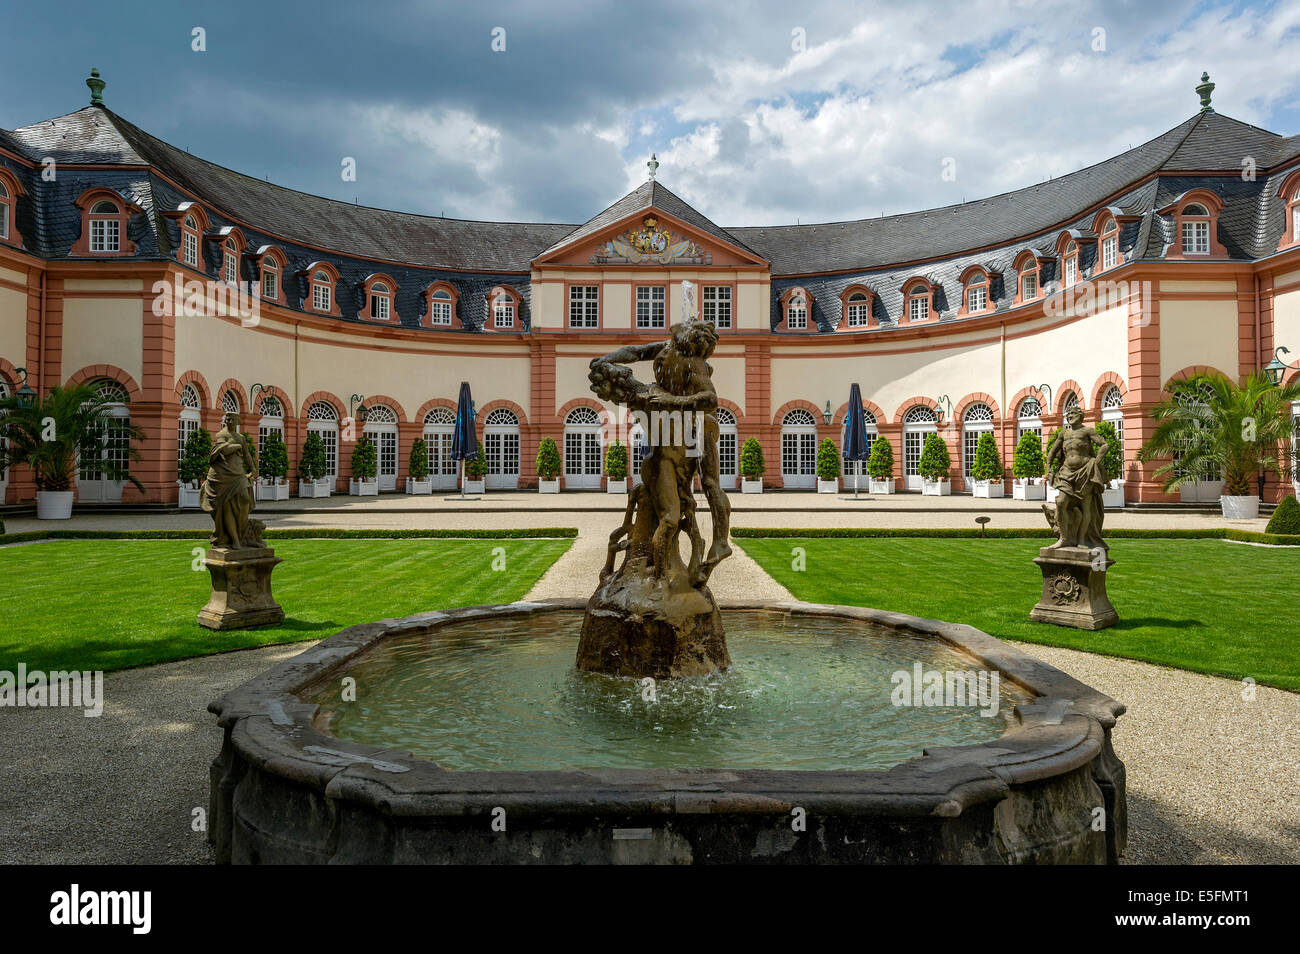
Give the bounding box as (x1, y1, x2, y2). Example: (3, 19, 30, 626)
(450, 381, 479, 498)
(842, 382, 869, 498)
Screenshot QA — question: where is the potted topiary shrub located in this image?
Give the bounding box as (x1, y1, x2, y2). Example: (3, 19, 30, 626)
(1095, 419, 1125, 508)
(536, 437, 561, 493)
(866, 436, 895, 494)
(464, 440, 487, 494)
(178, 426, 212, 508)
(605, 440, 629, 493)
(739, 436, 765, 493)
(255, 430, 290, 501)
(298, 432, 331, 497)
(1012, 431, 1046, 500)
(0, 383, 144, 519)
(918, 433, 952, 495)
(969, 431, 1004, 498)
(815, 437, 840, 493)
(349, 435, 379, 496)
(407, 437, 432, 495)
(1266, 495, 1300, 535)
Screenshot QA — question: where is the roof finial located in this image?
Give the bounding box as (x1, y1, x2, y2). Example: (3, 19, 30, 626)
(1196, 71, 1215, 112)
(647, 153, 659, 181)
(86, 67, 106, 106)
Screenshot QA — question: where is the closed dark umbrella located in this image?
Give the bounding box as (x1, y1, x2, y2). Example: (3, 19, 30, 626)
(842, 382, 869, 499)
(450, 381, 479, 499)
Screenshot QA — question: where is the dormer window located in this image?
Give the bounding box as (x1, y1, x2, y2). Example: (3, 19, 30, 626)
(0, 180, 8, 240)
(1099, 216, 1120, 271)
(904, 281, 933, 322)
(424, 282, 461, 329)
(1181, 204, 1210, 255)
(90, 200, 121, 253)
(960, 268, 991, 316)
(312, 272, 332, 312)
(223, 237, 240, 284)
(839, 286, 872, 330)
(182, 216, 199, 267)
(362, 274, 399, 322)
(787, 294, 807, 329)
(261, 259, 278, 300)
(1062, 241, 1078, 286)
(1017, 256, 1039, 303)
(493, 297, 514, 328)
(0, 173, 18, 245)
(486, 285, 522, 331)
(779, 286, 813, 332)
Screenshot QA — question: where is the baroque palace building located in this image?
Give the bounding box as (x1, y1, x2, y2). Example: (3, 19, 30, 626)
(2, 70, 1300, 505)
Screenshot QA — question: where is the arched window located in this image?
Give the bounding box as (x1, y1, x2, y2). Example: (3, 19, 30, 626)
(1017, 396, 1043, 440)
(780, 408, 818, 488)
(177, 384, 201, 472)
(260, 257, 279, 300)
(564, 406, 604, 489)
(780, 287, 811, 331)
(73, 189, 137, 257)
(1101, 385, 1124, 476)
(1180, 203, 1210, 255)
(223, 237, 240, 284)
(221, 389, 241, 416)
(962, 402, 995, 480)
(181, 214, 200, 267)
(257, 394, 284, 463)
(1098, 215, 1120, 271)
(90, 200, 122, 253)
(483, 408, 521, 489)
(307, 401, 340, 483)
(312, 271, 333, 313)
(902, 405, 937, 490)
(362, 404, 399, 490)
(961, 270, 991, 316)
(423, 406, 458, 490)
(0, 175, 16, 245)
(716, 407, 738, 489)
(1062, 240, 1078, 287)
(429, 289, 454, 325)
(78, 380, 131, 503)
(1062, 390, 1081, 415)
(487, 286, 521, 330)
(1017, 255, 1039, 303)
(904, 282, 932, 322)
(364, 275, 399, 322)
(839, 286, 872, 329)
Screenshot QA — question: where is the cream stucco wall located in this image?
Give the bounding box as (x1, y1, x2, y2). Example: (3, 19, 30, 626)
(603, 283, 631, 329)
(1005, 304, 1129, 408)
(1159, 299, 1239, 383)
(0, 284, 26, 373)
(1273, 286, 1300, 362)
(62, 296, 143, 388)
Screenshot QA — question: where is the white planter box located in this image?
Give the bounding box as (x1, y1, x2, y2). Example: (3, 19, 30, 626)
(1102, 485, 1125, 509)
(1046, 483, 1059, 504)
(1220, 495, 1259, 519)
(350, 478, 379, 497)
(256, 479, 289, 502)
(36, 490, 74, 520)
(537, 478, 560, 494)
(1181, 480, 1225, 503)
(406, 478, 433, 495)
(921, 479, 951, 496)
(178, 480, 202, 509)
(463, 479, 486, 494)
(606, 479, 628, 494)
(972, 479, 1004, 498)
(741, 478, 763, 494)
(298, 478, 332, 498)
(868, 478, 895, 494)
(817, 478, 838, 494)
(1013, 479, 1046, 501)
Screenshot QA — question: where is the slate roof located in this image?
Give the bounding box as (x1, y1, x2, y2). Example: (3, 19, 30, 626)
(3, 102, 1300, 335)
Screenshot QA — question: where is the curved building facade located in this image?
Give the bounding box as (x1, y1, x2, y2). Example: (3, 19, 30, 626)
(3, 75, 1300, 505)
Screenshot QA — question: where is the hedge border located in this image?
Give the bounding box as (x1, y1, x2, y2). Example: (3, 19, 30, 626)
(732, 527, 1300, 546)
(0, 527, 578, 545)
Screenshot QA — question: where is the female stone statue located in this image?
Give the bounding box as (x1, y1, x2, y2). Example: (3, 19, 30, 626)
(202, 412, 260, 549)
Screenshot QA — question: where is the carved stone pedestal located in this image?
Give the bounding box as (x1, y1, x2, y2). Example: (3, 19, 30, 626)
(1029, 545, 1117, 630)
(198, 546, 285, 631)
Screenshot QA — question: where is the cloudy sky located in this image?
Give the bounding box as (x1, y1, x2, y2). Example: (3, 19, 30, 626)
(2, 0, 1298, 227)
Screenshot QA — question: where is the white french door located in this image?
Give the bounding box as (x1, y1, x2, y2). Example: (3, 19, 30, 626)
(780, 429, 817, 488)
(564, 428, 603, 489)
(903, 426, 934, 490)
(424, 427, 457, 491)
(485, 429, 520, 489)
(366, 426, 398, 491)
(718, 428, 737, 490)
(78, 407, 130, 502)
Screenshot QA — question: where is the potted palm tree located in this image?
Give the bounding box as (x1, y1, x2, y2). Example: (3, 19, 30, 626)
(739, 437, 765, 493)
(536, 437, 561, 493)
(1139, 371, 1300, 519)
(407, 437, 433, 495)
(464, 441, 488, 494)
(969, 431, 1004, 497)
(298, 432, 331, 497)
(866, 436, 895, 493)
(816, 437, 840, 493)
(605, 440, 629, 493)
(918, 433, 952, 495)
(0, 383, 144, 519)
(177, 426, 211, 509)
(256, 431, 290, 500)
(1095, 419, 1125, 508)
(349, 435, 380, 496)
(1012, 431, 1046, 500)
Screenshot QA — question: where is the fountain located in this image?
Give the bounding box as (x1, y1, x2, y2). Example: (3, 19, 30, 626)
(208, 285, 1128, 864)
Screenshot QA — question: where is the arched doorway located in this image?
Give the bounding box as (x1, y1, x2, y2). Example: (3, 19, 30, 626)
(78, 380, 130, 503)
(902, 405, 937, 490)
(483, 408, 520, 490)
(717, 407, 738, 490)
(257, 395, 284, 461)
(307, 401, 339, 489)
(780, 408, 818, 489)
(422, 407, 458, 491)
(962, 402, 994, 487)
(362, 404, 399, 491)
(178, 384, 201, 474)
(564, 406, 604, 490)
(841, 408, 878, 487)
(1017, 396, 1043, 442)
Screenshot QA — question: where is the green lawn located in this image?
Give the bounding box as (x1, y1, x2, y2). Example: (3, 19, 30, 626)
(0, 538, 571, 673)
(737, 538, 1300, 691)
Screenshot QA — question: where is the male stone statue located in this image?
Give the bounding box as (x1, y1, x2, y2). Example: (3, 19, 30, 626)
(201, 412, 263, 549)
(1043, 405, 1109, 552)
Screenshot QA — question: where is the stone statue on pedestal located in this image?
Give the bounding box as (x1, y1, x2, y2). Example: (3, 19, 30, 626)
(1030, 406, 1118, 630)
(197, 412, 284, 631)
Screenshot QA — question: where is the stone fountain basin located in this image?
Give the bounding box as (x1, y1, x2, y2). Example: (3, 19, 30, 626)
(208, 600, 1127, 865)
